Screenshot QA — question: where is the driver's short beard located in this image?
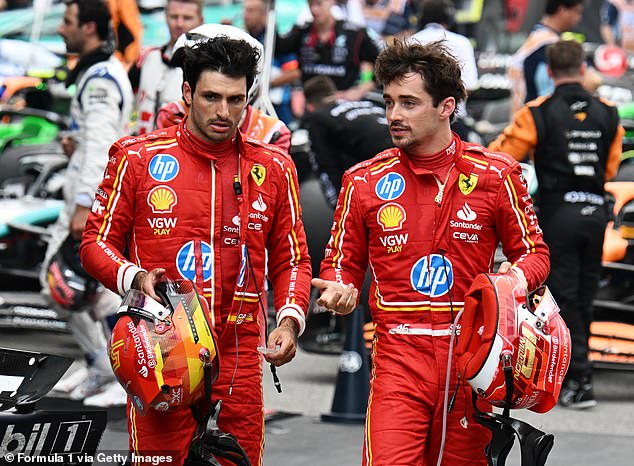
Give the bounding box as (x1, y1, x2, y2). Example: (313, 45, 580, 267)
(392, 136, 415, 152)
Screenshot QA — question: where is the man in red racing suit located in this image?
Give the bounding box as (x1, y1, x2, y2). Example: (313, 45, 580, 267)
(312, 40, 550, 465)
(80, 37, 311, 466)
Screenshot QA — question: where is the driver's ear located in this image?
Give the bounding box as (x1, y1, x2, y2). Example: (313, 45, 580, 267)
(183, 81, 193, 106)
(439, 96, 456, 120)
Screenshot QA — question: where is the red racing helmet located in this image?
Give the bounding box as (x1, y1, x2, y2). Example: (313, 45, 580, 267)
(456, 273, 571, 413)
(108, 279, 219, 415)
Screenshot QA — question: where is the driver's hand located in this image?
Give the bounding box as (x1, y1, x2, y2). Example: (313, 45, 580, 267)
(131, 268, 167, 302)
(497, 261, 527, 288)
(310, 278, 358, 315)
(264, 317, 299, 367)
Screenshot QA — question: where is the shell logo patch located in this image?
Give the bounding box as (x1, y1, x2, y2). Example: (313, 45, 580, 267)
(377, 203, 406, 231)
(251, 164, 266, 186)
(148, 185, 178, 213)
(459, 173, 478, 195)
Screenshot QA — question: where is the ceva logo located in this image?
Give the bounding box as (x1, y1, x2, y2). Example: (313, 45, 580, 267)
(176, 241, 212, 281)
(410, 254, 453, 297)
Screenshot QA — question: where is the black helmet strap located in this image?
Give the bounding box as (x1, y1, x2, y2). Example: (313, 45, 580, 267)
(186, 400, 251, 466)
(473, 406, 554, 466)
(469, 353, 554, 466)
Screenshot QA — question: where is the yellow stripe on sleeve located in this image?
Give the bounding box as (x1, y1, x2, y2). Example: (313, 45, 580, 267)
(97, 155, 128, 241)
(506, 174, 536, 252)
(331, 181, 355, 268)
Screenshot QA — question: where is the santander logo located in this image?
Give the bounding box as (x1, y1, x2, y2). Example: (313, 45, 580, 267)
(457, 203, 477, 222)
(252, 194, 267, 212)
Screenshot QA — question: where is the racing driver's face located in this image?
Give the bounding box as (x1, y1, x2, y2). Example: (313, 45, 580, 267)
(183, 70, 247, 144)
(383, 72, 454, 155)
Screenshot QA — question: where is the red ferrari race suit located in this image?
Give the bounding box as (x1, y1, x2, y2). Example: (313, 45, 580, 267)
(319, 136, 550, 465)
(80, 120, 311, 465)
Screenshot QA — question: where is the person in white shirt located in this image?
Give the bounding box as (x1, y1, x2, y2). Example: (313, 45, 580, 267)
(46, 0, 133, 407)
(131, 0, 203, 134)
(409, 0, 478, 139)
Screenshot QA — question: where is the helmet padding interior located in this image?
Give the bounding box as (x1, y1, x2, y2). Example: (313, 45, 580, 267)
(456, 274, 500, 381)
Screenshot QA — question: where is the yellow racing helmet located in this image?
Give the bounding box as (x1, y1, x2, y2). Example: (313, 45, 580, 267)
(108, 279, 218, 415)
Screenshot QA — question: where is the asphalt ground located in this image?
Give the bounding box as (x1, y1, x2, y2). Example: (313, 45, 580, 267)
(0, 322, 633, 466)
(262, 349, 634, 466)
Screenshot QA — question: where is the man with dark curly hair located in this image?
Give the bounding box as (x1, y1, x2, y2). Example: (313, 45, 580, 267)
(81, 36, 312, 465)
(313, 39, 550, 465)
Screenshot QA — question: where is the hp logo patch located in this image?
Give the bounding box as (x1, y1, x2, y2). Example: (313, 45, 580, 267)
(376, 173, 405, 200)
(177, 241, 212, 281)
(149, 154, 179, 182)
(410, 254, 453, 297)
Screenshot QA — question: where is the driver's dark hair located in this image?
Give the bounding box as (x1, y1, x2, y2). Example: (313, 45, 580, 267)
(545, 0, 583, 15)
(65, 0, 111, 41)
(375, 39, 466, 120)
(180, 36, 260, 95)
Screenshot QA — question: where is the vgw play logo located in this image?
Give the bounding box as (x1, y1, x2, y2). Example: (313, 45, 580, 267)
(176, 241, 212, 281)
(410, 254, 453, 297)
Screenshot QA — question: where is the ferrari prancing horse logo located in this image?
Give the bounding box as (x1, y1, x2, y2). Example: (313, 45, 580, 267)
(459, 173, 478, 195)
(251, 164, 266, 186)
